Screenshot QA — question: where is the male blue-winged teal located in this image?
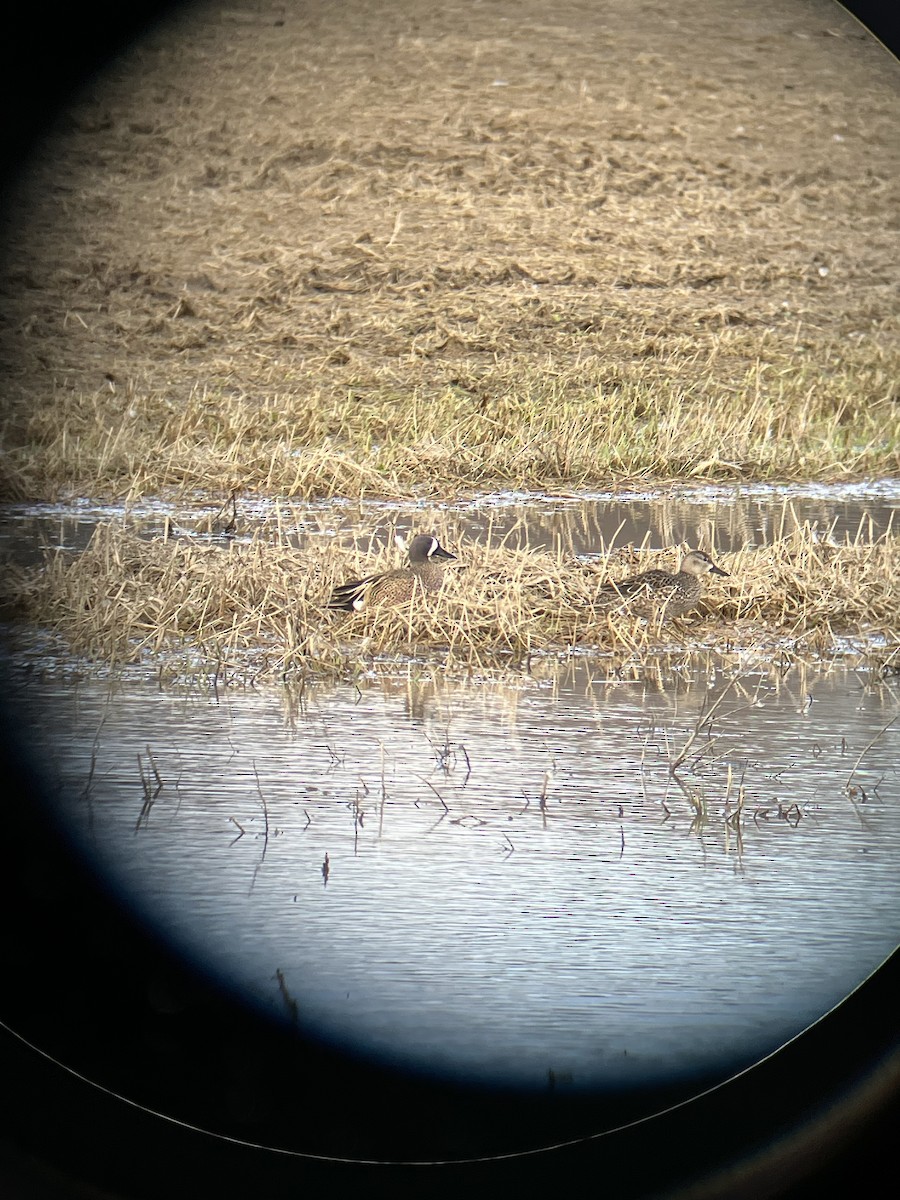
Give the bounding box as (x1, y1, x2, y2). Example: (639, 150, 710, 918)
(327, 533, 457, 612)
(596, 549, 729, 619)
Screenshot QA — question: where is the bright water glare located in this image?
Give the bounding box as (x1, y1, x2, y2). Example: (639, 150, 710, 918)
(11, 654, 899, 1092)
(0, 478, 897, 563)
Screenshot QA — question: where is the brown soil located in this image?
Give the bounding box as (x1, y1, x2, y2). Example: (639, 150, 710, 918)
(0, 0, 897, 495)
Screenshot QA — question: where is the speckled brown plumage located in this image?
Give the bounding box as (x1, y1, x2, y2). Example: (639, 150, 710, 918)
(327, 533, 457, 612)
(595, 549, 729, 618)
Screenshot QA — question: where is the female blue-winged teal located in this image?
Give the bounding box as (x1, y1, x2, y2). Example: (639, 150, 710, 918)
(596, 549, 729, 619)
(327, 533, 457, 612)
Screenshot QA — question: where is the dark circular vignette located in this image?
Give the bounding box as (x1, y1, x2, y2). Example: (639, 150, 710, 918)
(1, 1, 899, 1196)
(2, 699, 899, 1195)
(0, 2, 185, 195)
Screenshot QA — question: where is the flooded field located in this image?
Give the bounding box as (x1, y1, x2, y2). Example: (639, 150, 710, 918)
(1, 480, 898, 1159)
(1, 477, 898, 565)
(1, 0, 897, 1180)
(5, 637, 898, 1090)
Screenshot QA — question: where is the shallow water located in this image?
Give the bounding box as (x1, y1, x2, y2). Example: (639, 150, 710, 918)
(10, 654, 899, 1094)
(0, 477, 898, 565)
(2, 481, 898, 1111)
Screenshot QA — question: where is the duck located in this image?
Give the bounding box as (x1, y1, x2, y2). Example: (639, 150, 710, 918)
(327, 533, 457, 612)
(595, 549, 729, 619)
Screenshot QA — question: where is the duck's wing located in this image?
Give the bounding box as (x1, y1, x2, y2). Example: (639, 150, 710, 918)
(599, 569, 670, 598)
(327, 570, 382, 611)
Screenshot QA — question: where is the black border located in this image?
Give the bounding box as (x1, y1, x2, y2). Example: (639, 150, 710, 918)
(2, 2, 898, 1194)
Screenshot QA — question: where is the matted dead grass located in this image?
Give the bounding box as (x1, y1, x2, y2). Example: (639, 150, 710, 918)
(1, 0, 898, 502)
(4, 519, 896, 681)
(2, 341, 897, 500)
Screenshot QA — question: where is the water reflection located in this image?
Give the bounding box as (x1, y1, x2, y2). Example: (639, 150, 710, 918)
(1, 478, 898, 564)
(12, 653, 899, 1093)
(445, 480, 899, 558)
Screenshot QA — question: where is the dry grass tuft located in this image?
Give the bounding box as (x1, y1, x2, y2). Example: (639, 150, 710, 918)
(3, 519, 896, 682)
(1, 345, 897, 502)
(1, 1, 898, 502)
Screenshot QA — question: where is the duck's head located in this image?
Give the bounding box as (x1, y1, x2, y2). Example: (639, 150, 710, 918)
(409, 533, 457, 564)
(680, 550, 729, 577)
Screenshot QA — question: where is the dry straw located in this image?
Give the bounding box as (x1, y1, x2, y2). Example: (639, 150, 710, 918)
(2, 349, 897, 503)
(3, 516, 896, 683)
(0, 9, 897, 503)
